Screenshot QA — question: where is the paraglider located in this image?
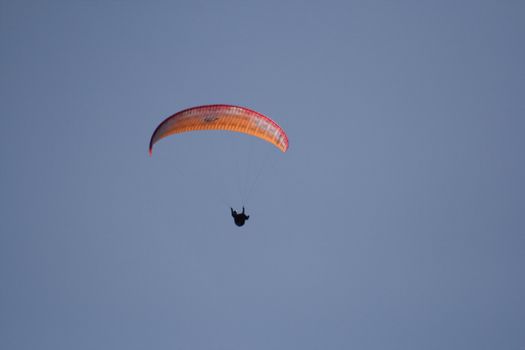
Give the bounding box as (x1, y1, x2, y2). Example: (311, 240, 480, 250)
(149, 104, 288, 227)
(231, 207, 249, 227)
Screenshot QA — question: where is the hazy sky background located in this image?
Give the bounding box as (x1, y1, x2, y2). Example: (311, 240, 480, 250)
(1, 1, 524, 349)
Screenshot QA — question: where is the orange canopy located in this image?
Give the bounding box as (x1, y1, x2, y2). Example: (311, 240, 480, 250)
(149, 105, 289, 154)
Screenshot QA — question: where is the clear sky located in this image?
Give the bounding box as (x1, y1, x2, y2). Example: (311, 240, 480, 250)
(1, 1, 524, 349)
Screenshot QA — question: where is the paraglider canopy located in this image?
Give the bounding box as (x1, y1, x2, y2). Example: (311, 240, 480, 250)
(149, 104, 289, 154)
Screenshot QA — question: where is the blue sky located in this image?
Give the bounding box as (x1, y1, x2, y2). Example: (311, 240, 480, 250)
(1, 1, 524, 349)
